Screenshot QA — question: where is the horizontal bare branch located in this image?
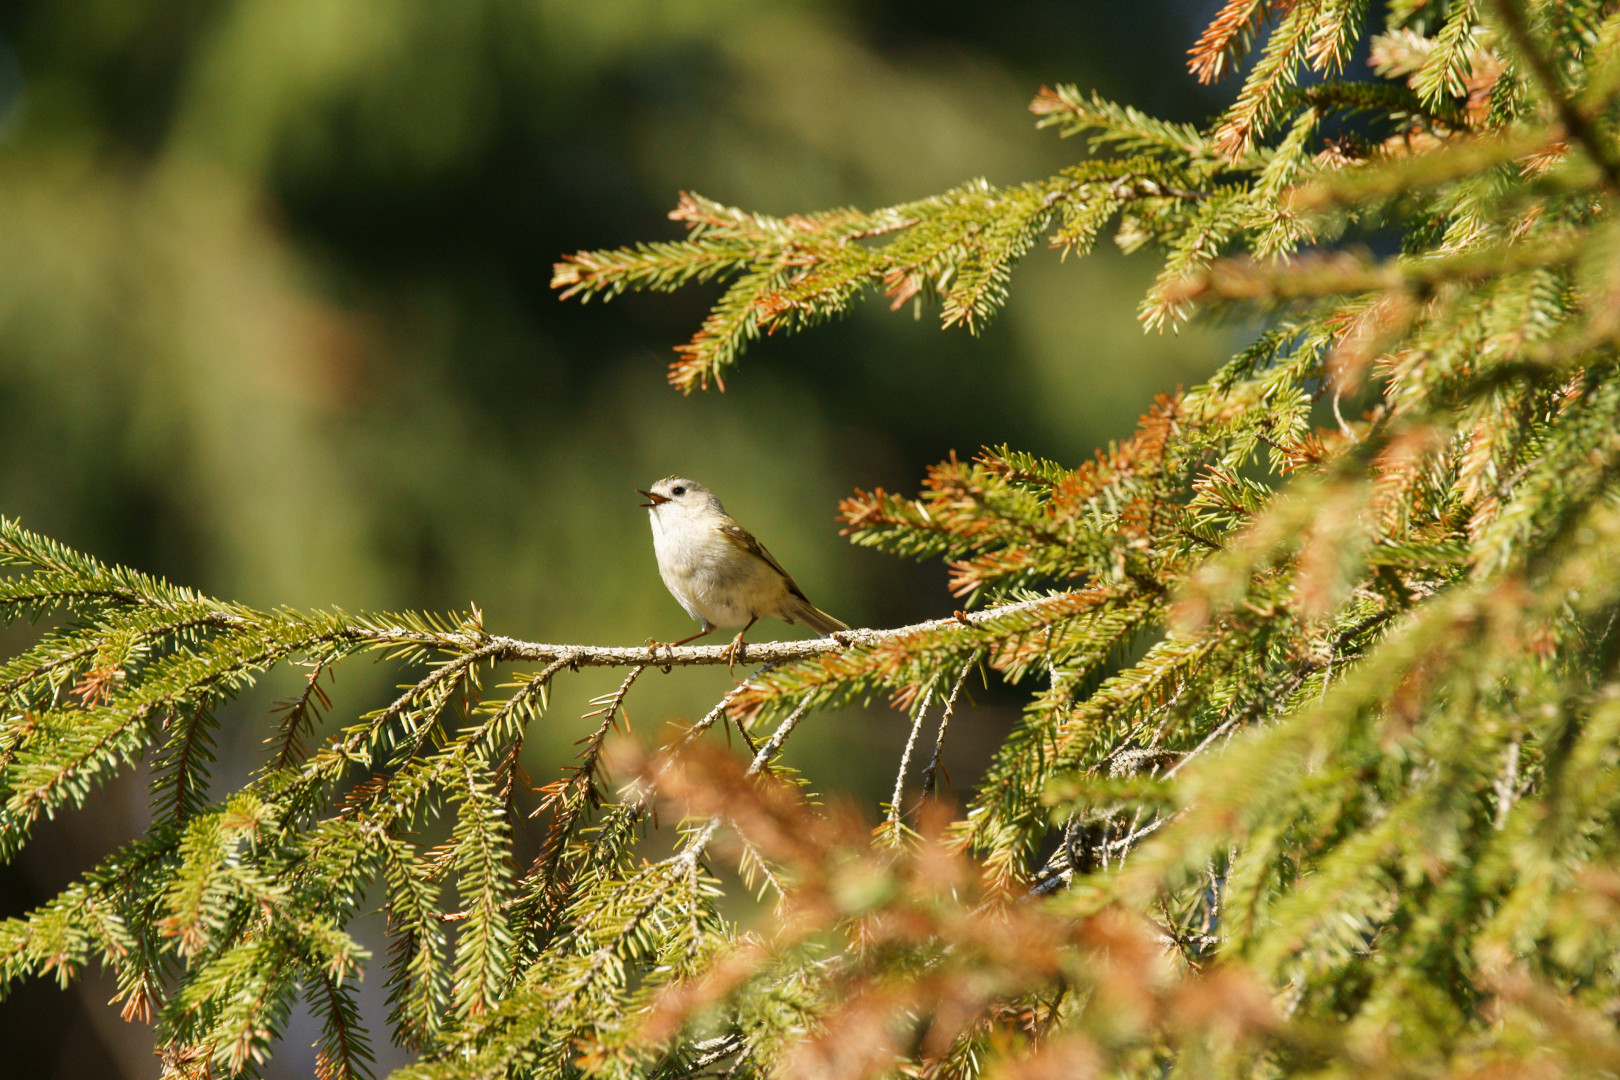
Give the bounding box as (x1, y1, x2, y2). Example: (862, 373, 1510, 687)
(357, 596, 1065, 670)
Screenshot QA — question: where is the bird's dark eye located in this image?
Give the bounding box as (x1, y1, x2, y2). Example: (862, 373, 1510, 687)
(671, 486, 686, 496)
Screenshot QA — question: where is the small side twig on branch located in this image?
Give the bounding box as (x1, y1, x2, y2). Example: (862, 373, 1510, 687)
(918, 658, 977, 800)
(885, 690, 934, 831)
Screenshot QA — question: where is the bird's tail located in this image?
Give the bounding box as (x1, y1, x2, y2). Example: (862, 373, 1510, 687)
(785, 597, 850, 636)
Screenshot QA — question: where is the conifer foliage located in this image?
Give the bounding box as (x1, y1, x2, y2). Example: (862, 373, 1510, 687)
(9, 0, 1620, 1075)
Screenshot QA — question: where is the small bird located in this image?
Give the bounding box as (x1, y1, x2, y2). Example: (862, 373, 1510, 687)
(639, 476, 849, 674)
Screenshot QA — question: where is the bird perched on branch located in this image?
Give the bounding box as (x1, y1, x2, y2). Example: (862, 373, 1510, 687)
(639, 476, 849, 674)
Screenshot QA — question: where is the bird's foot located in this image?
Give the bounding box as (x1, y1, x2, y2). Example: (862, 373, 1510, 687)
(643, 637, 678, 671)
(645, 629, 713, 670)
(722, 631, 748, 681)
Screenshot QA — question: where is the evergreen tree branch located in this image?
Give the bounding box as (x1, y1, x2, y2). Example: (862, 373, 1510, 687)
(1486, 0, 1620, 193)
(14, 4, 1620, 1074)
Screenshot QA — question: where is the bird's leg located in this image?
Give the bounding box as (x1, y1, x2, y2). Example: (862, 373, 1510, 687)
(723, 616, 759, 680)
(645, 624, 713, 661)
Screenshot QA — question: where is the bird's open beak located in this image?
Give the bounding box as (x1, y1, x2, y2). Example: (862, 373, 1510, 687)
(638, 489, 669, 509)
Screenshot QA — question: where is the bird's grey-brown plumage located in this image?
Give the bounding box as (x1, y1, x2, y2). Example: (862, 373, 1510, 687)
(638, 477, 848, 666)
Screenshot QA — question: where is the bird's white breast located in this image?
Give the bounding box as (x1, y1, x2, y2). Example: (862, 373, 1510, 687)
(649, 507, 785, 628)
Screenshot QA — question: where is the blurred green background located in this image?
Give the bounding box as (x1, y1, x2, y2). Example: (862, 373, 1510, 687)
(0, 1, 1230, 1075)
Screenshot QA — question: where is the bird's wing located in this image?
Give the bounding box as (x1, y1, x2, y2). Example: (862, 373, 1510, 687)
(720, 522, 810, 602)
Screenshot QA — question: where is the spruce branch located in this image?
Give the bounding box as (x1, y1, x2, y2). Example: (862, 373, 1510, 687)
(1485, 0, 1620, 193)
(14, 2, 1620, 1075)
(1188, 0, 1296, 85)
(265, 660, 333, 775)
(311, 969, 375, 1080)
(1173, 229, 1585, 306)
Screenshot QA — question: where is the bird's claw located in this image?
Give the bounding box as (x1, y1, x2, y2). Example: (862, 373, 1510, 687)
(722, 633, 747, 681)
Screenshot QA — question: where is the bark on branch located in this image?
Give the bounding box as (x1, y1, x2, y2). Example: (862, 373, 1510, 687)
(361, 596, 1061, 670)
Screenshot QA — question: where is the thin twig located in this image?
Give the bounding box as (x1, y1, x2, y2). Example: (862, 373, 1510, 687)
(587, 664, 648, 726)
(734, 831, 787, 900)
(345, 640, 508, 758)
(841, 216, 920, 242)
(607, 666, 793, 825)
(440, 679, 819, 929)
(1042, 608, 1396, 895)
(268, 659, 331, 772)
(1163, 606, 1395, 783)
(1104, 811, 1176, 853)
(1160, 715, 1242, 781)
(1028, 868, 1072, 897)
(687, 853, 702, 945)
(652, 697, 818, 907)
(679, 663, 781, 749)
(686, 1035, 745, 1074)
(1332, 389, 1359, 443)
(733, 714, 760, 757)
(489, 656, 573, 746)
(886, 691, 933, 829)
(745, 696, 816, 778)
(544, 716, 778, 1011)
(629, 697, 817, 925)
(919, 658, 977, 800)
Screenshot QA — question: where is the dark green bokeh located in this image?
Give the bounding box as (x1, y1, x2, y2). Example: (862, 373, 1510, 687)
(0, 2, 1229, 1075)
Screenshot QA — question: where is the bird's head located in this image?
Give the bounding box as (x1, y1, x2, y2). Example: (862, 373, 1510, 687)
(638, 477, 722, 516)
